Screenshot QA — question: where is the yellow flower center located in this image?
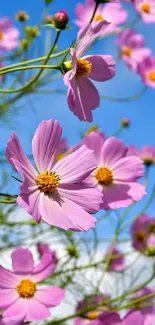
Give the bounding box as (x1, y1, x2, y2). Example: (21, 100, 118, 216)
(36, 171, 61, 194)
(136, 230, 147, 241)
(56, 152, 65, 162)
(16, 279, 36, 298)
(141, 2, 151, 13)
(87, 311, 99, 320)
(122, 47, 132, 57)
(94, 14, 105, 22)
(0, 32, 3, 40)
(142, 156, 154, 166)
(95, 167, 113, 186)
(148, 71, 155, 81)
(76, 58, 92, 78)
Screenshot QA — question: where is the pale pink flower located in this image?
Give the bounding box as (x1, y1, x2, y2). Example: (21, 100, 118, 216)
(0, 17, 19, 51)
(37, 243, 58, 265)
(6, 119, 102, 231)
(89, 311, 144, 325)
(130, 214, 155, 252)
(134, 0, 155, 23)
(0, 247, 64, 322)
(127, 145, 155, 166)
(105, 245, 125, 272)
(137, 56, 155, 89)
(116, 29, 151, 71)
(83, 135, 146, 210)
(64, 22, 116, 121)
(75, 0, 127, 34)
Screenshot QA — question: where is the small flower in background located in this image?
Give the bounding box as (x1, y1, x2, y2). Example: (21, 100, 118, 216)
(0, 247, 64, 322)
(89, 311, 144, 325)
(116, 29, 151, 71)
(130, 214, 155, 252)
(0, 18, 19, 51)
(127, 145, 155, 166)
(37, 243, 58, 265)
(75, 0, 127, 34)
(6, 119, 103, 231)
(63, 22, 116, 122)
(105, 245, 125, 272)
(131, 287, 155, 324)
(137, 56, 155, 89)
(0, 316, 24, 325)
(52, 10, 69, 29)
(15, 11, 29, 22)
(134, 0, 155, 23)
(121, 118, 130, 128)
(56, 137, 69, 161)
(83, 135, 146, 210)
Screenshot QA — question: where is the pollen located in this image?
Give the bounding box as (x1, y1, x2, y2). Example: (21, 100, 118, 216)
(122, 47, 132, 57)
(141, 2, 151, 13)
(36, 171, 61, 194)
(95, 167, 113, 186)
(0, 32, 3, 40)
(136, 230, 147, 241)
(16, 279, 36, 299)
(94, 14, 105, 22)
(76, 58, 92, 78)
(148, 71, 155, 81)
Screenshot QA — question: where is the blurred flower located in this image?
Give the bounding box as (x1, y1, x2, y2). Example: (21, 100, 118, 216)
(116, 29, 151, 71)
(53, 10, 69, 29)
(137, 56, 155, 89)
(0, 17, 19, 51)
(75, 0, 127, 34)
(0, 316, 24, 325)
(6, 119, 102, 231)
(134, 0, 155, 23)
(83, 136, 146, 210)
(105, 245, 125, 272)
(131, 214, 155, 252)
(16, 11, 29, 22)
(37, 243, 58, 264)
(25, 26, 39, 38)
(0, 247, 64, 322)
(89, 311, 144, 325)
(121, 118, 130, 127)
(45, 15, 53, 24)
(127, 145, 155, 166)
(63, 22, 115, 121)
(131, 287, 155, 324)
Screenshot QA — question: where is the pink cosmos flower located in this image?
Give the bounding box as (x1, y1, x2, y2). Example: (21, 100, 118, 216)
(89, 311, 144, 325)
(137, 56, 155, 89)
(130, 214, 155, 252)
(116, 29, 151, 71)
(75, 0, 127, 34)
(105, 245, 125, 272)
(127, 144, 155, 166)
(64, 22, 116, 122)
(0, 316, 24, 325)
(0, 17, 19, 51)
(134, 0, 155, 23)
(37, 243, 58, 265)
(6, 119, 102, 231)
(131, 288, 155, 325)
(83, 134, 146, 210)
(0, 247, 64, 322)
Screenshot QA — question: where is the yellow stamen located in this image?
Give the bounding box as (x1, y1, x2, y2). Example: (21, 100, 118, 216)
(136, 230, 147, 241)
(36, 171, 61, 194)
(148, 71, 155, 81)
(87, 311, 99, 320)
(141, 2, 151, 13)
(94, 14, 105, 22)
(122, 47, 132, 57)
(76, 58, 92, 78)
(16, 279, 36, 298)
(95, 167, 113, 186)
(0, 32, 3, 40)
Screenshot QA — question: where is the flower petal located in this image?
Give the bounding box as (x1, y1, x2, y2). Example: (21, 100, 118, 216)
(0, 266, 18, 289)
(100, 137, 127, 168)
(17, 187, 42, 223)
(82, 131, 105, 162)
(3, 298, 27, 320)
(32, 119, 62, 172)
(31, 253, 55, 283)
(123, 311, 144, 325)
(12, 248, 34, 275)
(36, 286, 64, 307)
(25, 298, 50, 321)
(0, 289, 18, 309)
(0, 316, 24, 325)
(84, 55, 115, 81)
(113, 156, 145, 181)
(55, 145, 97, 184)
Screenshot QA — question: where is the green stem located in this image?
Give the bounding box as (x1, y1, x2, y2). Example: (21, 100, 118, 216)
(0, 199, 16, 204)
(0, 64, 60, 76)
(101, 86, 147, 103)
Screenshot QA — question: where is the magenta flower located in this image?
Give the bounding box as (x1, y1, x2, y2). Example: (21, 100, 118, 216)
(37, 243, 58, 265)
(134, 0, 155, 23)
(83, 135, 146, 210)
(0, 316, 24, 325)
(0, 18, 19, 51)
(137, 55, 155, 89)
(64, 22, 116, 121)
(105, 245, 125, 272)
(6, 119, 102, 231)
(116, 29, 151, 71)
(90, 311, 144, 325)
(131, 288, 155, 324)
(130, 214, 155, 252)
(0, 247, 64, 322)
(75, 0, 127, 34)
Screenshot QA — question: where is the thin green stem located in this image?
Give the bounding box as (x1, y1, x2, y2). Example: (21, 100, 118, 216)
(0, 64, 60, 76)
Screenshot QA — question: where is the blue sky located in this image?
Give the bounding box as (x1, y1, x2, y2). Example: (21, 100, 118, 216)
(0, 0, 155, 239)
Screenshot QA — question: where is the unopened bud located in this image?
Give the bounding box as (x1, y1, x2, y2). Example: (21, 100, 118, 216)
(25, 26, 39, 38)
(121, 118, 130, 128)
(45, 15, 53, 24)
(44, 0, 54, 4)
(66, 244, 79, 258)
(21, 38, 29, 50)
(16, 11, 29, 22)
(53, 10, 69, 30)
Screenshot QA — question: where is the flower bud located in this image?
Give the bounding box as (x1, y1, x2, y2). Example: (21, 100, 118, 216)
(121, 118, 130, 128)
(21, 38, 30, 50)
(16, 11, 29, 22)
(45, 15, 53, 24)
(52, 10, 69, 30)
(25, 26, 39, 38)
(66, 244, 79, 258)
(44, 0, 54, 4)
